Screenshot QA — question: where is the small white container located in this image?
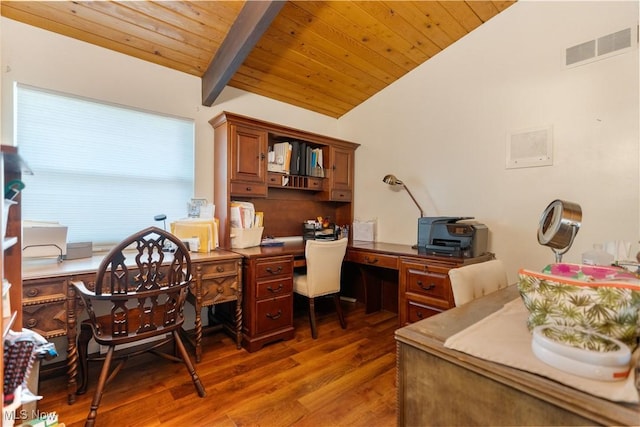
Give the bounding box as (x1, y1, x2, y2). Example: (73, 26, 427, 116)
(231, 227, 264, 249)
(582, 244, 614, 266)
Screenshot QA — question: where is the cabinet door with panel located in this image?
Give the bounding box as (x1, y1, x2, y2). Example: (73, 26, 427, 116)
(230, 124, 268, 197)
(323, 145, 354, 202)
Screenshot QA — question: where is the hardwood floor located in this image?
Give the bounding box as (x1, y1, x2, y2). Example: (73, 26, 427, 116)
(36, 300, 399, 426)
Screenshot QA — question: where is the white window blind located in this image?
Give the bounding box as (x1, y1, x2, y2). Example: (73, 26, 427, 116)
(16, 84, 194, 247)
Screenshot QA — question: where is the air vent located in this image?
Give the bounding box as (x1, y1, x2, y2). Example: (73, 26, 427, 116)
(566, 26, 637, 67)
(598, 28, 632, 56)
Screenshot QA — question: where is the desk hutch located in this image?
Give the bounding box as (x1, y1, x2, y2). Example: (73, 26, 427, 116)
(210, 112, 360, 351)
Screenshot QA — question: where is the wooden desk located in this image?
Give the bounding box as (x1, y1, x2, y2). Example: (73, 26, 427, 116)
(22, 250, 242, 404)
(229, 240, 491, 351)
(395, 286, 640, 426)
(346, 241, 492, 325)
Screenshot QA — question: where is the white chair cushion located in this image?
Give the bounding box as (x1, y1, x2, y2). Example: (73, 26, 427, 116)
(293, 238, 347, 298)
(449, 259, 509, 306)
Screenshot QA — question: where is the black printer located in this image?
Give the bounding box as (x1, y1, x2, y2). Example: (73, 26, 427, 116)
(417, 216, 488, 258)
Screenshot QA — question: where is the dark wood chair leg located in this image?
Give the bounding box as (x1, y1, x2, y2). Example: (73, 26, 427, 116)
(76, 323, 92, 395)
(85, 345, 114, 427)
(173, 330, 206, 397)
(333, 293, 347, 329)
(308, 297, 318, 339)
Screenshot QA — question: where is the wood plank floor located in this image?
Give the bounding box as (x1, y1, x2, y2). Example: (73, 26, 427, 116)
(36, 300, 399, 426)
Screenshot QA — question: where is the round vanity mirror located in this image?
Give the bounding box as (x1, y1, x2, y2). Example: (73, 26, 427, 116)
(537, 199, 582, 262)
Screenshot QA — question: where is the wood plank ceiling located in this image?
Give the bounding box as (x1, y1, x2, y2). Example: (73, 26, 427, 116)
(1, 1, 516, 118)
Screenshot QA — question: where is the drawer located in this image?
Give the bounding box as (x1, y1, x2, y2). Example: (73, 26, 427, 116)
(194, 259, 239, 279)
(407, 300, 443, 323)
(347, 250, 398, 270)
(255, 295, 293, 334)
(307, 177, 323, 190)
(267, 173, 281, 186)
(198, 275, 240, 306)
(71, 273, 98, 293)
(230, 181, 268, 197)
(255, 257, 293, 279)
(330, 189, 352, 201)
(22, 300, 67, 338)
(256, 277, 292, 300)
(405, 265, 450, 302)
(23, 278, 66, 304)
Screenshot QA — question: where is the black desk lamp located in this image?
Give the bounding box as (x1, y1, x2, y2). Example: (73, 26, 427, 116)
(383, 174, 425, 249)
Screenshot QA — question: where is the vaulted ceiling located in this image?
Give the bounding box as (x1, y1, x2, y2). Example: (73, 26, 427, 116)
(1, 1, 516, 118)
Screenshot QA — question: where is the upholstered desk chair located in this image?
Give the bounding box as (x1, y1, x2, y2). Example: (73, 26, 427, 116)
(72, 226, 205, 427)
(449, 259, 509, 306)
(294, 238, 348, 339)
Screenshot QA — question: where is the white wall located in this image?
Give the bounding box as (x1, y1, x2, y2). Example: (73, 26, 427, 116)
(0, 18, 338, 204)
(340, 0, 639, 281)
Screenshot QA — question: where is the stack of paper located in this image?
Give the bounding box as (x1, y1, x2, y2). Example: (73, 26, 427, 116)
(230, 201, 263, 229)
(267, 142, 292, 174)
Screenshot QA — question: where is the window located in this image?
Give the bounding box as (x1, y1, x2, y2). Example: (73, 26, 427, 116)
(16, 84, 194, 248)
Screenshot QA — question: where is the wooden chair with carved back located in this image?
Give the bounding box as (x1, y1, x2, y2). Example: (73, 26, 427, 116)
(72, 226, 206, 426)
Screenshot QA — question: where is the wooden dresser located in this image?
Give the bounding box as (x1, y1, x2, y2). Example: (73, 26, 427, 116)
(230, 243, 305, 352)
(395, 285, 640, 426)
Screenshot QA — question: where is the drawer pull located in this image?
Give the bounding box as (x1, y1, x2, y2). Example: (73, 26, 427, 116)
(418, 281, 435, 291)
(246, 186, 252, 191)
(266, 284, 284, 293)
(266, 309, 282, 320)
(364, 256, 378, 264)
(216, 266, 224, 273)
(27, 288, 39, 298)
(265, 266, 283, 274)
(416, 311, 424, 319)
(26, 318, 38, 328)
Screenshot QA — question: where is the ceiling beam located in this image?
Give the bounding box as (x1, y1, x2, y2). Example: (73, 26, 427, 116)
(201, 0, 286, 106)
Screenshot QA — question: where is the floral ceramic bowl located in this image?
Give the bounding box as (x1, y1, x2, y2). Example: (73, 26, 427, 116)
(518, 263, 640, 350)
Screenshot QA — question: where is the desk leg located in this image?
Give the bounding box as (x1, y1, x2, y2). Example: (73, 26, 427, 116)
(233, 260, 243, 349)
(193, 266, 203, 363)
(358, 265, 382, 314)
(66, 283, 78, 404)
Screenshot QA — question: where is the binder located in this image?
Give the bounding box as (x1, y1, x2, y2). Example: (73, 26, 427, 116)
(299, 142, 307, 175)
(290, 141, 300, 175)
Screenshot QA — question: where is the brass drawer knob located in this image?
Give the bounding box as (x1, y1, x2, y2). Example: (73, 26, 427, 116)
(26, 318, 38, 328)
(216, 266, 224, 273)
(26, 288, 39, 297)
